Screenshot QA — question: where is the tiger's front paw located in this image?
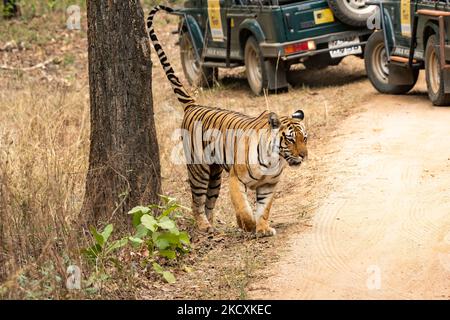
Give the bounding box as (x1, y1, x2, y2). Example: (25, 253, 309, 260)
(196, 215, 214, 234)
(256, 227, 277, 237)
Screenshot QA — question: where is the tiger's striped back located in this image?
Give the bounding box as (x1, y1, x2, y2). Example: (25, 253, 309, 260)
(182, 105, 273, 170)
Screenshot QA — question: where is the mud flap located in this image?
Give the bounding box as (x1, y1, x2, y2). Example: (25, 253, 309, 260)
(443, 69, 450, 93)
(438, 44, 450, 93)
(265, 59, 288, 91)
(388, 62, 417, 85)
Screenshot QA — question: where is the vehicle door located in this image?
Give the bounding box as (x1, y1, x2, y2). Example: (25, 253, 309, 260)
(204, 0, 229, 58)
(226, 0, 268, 60)
(383, 0, 416, 55)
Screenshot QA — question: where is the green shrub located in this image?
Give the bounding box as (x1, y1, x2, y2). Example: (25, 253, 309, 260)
(83, 195, 191, 284)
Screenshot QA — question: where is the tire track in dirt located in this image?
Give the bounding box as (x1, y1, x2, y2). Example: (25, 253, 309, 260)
(250, 87, 450, 299)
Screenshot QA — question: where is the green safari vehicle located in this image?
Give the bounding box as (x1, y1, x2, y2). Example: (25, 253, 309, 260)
(364, 0, 450, 105)
(169, 0, 374, 95)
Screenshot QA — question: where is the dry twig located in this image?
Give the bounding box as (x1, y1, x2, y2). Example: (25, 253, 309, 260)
(0, 57, 56, 71)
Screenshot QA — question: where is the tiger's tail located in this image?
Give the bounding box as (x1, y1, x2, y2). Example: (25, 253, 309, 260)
(147, 5, 196, 111)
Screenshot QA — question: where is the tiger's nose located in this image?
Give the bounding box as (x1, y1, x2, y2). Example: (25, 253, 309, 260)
(300, 150, 308, 160)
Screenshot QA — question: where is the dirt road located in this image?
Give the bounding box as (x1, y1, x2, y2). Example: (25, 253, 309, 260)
(251, 78, 450, 299)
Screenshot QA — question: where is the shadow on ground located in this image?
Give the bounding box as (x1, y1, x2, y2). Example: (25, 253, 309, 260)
(288, 65, 367, 88)
(217, 61, 368, 94)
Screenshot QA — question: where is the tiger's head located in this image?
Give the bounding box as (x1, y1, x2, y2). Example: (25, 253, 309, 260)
(268, 110, 308, 167)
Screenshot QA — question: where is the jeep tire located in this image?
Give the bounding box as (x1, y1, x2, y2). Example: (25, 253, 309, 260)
(180, 32, 217, 88)
(244, 36, 269, 95)
(425, 35, 450, 106)
(328, 0, 376, 27)
(365, 31, 418, 94)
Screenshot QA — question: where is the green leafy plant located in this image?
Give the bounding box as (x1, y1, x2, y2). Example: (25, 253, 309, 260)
(83, 195, 191, 285)
(152, 262, 176, 284)
(127, 195, 191, 282)
(83, 224, 128, 269)
(82, 224, 128, 293)
(46, 0, 57, 11)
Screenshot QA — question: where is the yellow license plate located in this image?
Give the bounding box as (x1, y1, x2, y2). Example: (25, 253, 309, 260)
(314, 8, 335, 25)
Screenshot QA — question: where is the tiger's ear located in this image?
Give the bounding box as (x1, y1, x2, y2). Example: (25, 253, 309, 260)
(292, 110, 304, 120)
(268, 112, 280, 129)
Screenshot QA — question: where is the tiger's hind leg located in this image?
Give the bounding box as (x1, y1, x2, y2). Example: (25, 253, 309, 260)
(187, 164, 213, 232)
(229, 169, 255, 232)
(255, 184, 277, 237)
(205, 165, 223, 227)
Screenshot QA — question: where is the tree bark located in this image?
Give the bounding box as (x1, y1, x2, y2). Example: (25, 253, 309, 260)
(83, 0, 161, 229)
(3, 0, 20, 18)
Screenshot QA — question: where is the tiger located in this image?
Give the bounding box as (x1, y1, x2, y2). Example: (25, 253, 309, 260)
(147, 5, 308, 236)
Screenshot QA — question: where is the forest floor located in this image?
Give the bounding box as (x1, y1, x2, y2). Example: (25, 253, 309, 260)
(2, 4, 449, 300)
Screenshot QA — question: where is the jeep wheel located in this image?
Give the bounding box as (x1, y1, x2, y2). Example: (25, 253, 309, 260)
(180, 32, 217, 88)
(328, 0, 376, 27)
(425, 35, 450, 106)
(365, 31, 418, 94)
(245, 36, 268, 95)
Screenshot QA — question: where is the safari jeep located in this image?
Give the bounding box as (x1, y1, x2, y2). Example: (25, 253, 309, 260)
(365, 0, 450, 105)
(170, 0, 374, 95)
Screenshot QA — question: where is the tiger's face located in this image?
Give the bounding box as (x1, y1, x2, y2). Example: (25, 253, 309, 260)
(269, 110, 308, 167)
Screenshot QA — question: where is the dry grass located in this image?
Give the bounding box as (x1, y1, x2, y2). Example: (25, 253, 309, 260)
(1, 3, 88, 298)
(0, 67, 89, 300)
(0, 2, 369, 299)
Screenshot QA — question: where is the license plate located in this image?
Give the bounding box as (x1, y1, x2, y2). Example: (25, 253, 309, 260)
(329, 36, 362, 58)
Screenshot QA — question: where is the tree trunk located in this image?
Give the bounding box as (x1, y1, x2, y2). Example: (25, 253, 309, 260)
(3, 0, 20, 18)
(83, 0, 161, 229)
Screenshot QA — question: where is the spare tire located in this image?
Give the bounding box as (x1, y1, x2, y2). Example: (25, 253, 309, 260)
(328, 0, 376, 27)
